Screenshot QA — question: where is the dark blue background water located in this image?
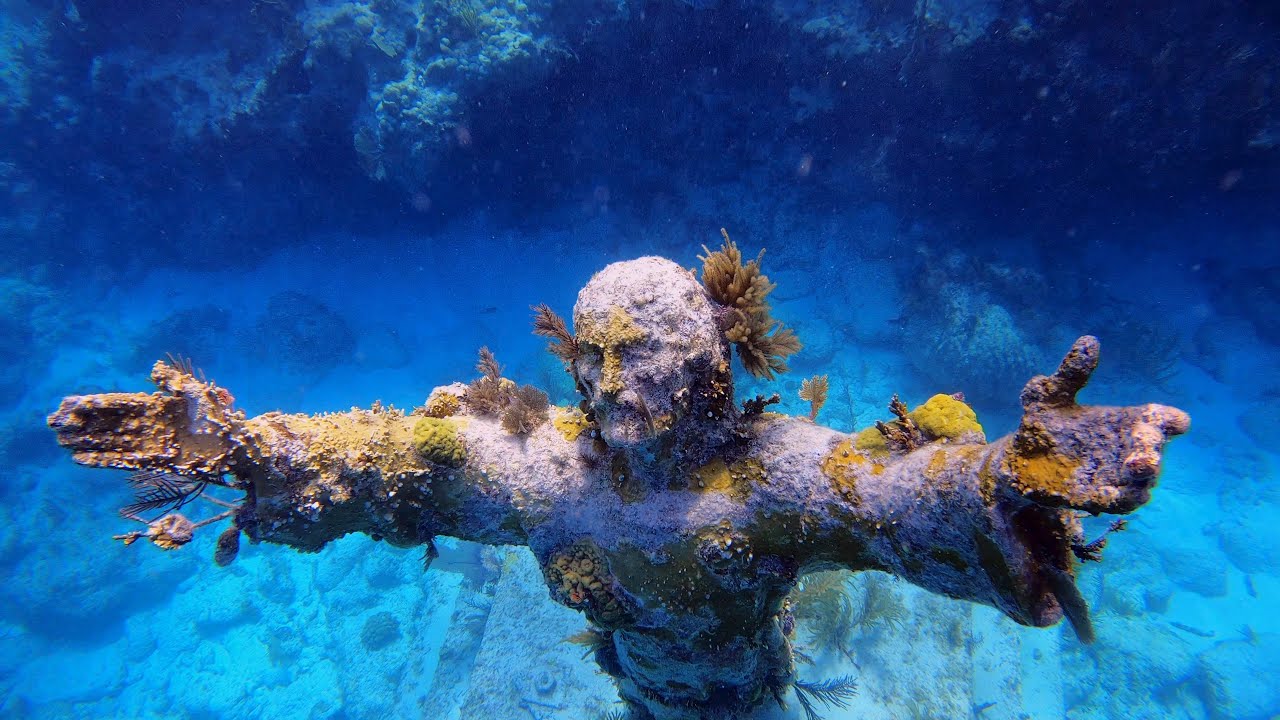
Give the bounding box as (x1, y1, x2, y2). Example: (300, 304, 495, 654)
(1, 1, 1277, 718)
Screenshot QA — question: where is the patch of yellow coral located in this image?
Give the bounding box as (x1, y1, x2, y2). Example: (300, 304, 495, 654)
(689, 457, 765, 500)
(924, 449, 949, 479)
(821, 439, 872, 505)
(850, 395, 982, 460)
(553, 406, 591, 441)
(910, 394, 984, 441)
(250, 409, 425, 483)
(577, 305, 646, 394)
(412, 417, 466, 467)
(1004, 449, 1082, 505)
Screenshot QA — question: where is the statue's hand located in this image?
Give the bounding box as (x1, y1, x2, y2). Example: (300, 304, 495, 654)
(48, 360, 245, 478)
(999, 336, 1190, 514)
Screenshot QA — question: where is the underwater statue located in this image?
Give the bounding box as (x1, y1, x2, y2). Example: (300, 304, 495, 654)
(48, 237, 1189, 719)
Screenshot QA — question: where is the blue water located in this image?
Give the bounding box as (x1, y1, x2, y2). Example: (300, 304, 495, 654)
(2, 0, 1278, 718)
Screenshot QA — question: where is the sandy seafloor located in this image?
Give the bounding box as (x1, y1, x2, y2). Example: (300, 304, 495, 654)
(1, 197, 1278, 720)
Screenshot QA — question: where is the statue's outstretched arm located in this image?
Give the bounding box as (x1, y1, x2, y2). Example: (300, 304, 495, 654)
(47, 361, 528, 556)
(800, 336, 1188, 641)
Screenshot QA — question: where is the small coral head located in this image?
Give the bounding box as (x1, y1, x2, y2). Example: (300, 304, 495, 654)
(573, 257, 730, 448)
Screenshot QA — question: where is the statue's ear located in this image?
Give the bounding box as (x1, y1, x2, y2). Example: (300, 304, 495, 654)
(1019, 335, 1100, 410)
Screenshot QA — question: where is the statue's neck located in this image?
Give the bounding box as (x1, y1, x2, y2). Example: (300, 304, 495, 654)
(611, 402, 742, 479)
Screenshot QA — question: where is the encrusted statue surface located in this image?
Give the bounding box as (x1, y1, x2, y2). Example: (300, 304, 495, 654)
(48, 239, 1189, 720)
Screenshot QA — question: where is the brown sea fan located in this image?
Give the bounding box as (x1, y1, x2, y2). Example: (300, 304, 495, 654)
(120, 470, 210, 521)
(699, 229, 801, 380)
(466, 346, 511, 416)
(501, 384, 550, 435)
(531, 304, 579, 363)
(799, 375, 829, 421)
(476, 346, 501, 380)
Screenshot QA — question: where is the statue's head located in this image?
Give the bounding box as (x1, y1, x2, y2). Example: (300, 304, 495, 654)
(572, 257, 731, 448)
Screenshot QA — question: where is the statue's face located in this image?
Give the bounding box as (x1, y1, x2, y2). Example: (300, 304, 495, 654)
(572, 257, 728, 449)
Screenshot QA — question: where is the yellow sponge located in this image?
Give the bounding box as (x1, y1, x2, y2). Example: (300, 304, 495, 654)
(910, 394, 983, 440)
(412, 417, 466, 466)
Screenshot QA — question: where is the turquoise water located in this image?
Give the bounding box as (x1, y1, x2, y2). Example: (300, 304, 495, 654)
(2, 1, 1278, 718)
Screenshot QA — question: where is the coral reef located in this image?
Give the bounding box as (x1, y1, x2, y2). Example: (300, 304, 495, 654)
(552, 407, 591, 442)
(423, 385, 464, 418)
(248, 291, 355, 378)
(360, 611, 402, 651)
(0, 275, 58, 408)
(412, 417, 467, 467)
(543, 541, 628, 627)
(908, 393, 984, 442)
(130, 305, 231, 372)
(5, 0, 1277, 279)
(901, 249, 1047, 403)
(47, 249, 1189, 720)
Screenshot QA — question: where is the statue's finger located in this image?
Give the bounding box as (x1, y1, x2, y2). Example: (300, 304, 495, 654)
(1149, 403, 1191, 436)
(1020, 335, 1100, 410)
(1123, 404, 1191, 482)
(48, 393, 156, 450)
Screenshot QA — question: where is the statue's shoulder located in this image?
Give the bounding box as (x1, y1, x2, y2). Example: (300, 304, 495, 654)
(740, 412, 847, 461)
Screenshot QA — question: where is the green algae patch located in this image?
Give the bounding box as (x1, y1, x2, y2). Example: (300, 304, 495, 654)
(609, 541, 707, 618)
(929, 547, 970, 573)
(412, 417, 465, 467)
(853, 426, 889, 458)
(609, 535, 777, 648)
(611, 452, 647, 503)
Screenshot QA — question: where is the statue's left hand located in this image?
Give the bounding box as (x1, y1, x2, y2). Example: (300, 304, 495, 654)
(999, 336, 1190, 514)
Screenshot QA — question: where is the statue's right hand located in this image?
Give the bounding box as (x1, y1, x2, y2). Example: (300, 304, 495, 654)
(47, 360, 243, 477)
